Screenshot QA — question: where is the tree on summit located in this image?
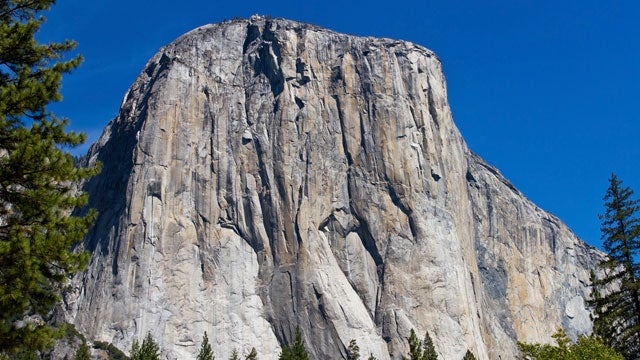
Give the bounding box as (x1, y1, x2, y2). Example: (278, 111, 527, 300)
(0, 0, 99, 355)
(589, 173, 640, 357)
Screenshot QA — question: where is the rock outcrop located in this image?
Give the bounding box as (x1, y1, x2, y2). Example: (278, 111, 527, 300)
(65, 16, 602, 359)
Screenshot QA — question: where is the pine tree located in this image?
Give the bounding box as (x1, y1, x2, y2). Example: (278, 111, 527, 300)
(10, 349, 39, 360)
(462, 350, 476, 360)
(279, 327, 309, 360)
(404, 329, 437, 360)
(130, 332, 160, 360)
(197, 332, 214, 360)
(422, 332, 437, 360)
(93, 341, 127, 360)
(245, 347, 257, 360)
(228, 349, 239, 360)
(589, 174, 640, 357)
(346, 339, 360, 360)
(73, 342, 90, 360)
(367, 355, 377, 360)
(406, 329, 422, 360)
(130, 339, 141, 360)
(518, 328, 624, 360)
(589, 269, 615, 343)
(279, 347, 292, 360)
(0, 0, 99, 355)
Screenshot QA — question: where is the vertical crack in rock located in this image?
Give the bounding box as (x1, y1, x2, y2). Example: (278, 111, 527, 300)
(253, 138, 279, 261)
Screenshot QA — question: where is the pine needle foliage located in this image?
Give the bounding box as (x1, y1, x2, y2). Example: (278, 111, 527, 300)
(406, 329, 422, 360)
(403, 329, 437, 360)
(279, 327, 309, 360)
(93, 341, 127, 360)
(0, 0, 99, 355)
(421, 331, 437, 360)
(589, 174, 640, 358)
(346, 339, 360, 360)
(130, 332, 160, 360)
(462, 350, 476, 360)
(73, 342, 90, 360)
(228, 349, 239, 360)
(518, 328, 623, 360)
(245, 347, 257, 360)
(197, 332, 214, 360)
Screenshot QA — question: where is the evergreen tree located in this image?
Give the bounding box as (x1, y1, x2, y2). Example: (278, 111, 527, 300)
(0, 0, 99, 355)
(228, 349, 239, 360)
(93, 341, 128, 360)
(279, 347, 292, 360)
(73, 342, 90, 360)
(5, 350, 38, 360)
(245, 347, 257, 360)
(290, 328, 309, 360)
(130, 340, 140, 360)
(279, 328, 309, 360)
(422, 332, 437, 360)
(367, 355, 377, 360)
(404, 329, 437, 360)
(346, 339, 360, 360)
(406, 329, 422, 360)
(462, 350, 476, 360)
(589, 269, 615, 343)
(130, 332, 160, 360)
(518, 328, 623, 360)
(197, 332, 214, 360)
(589, 174, 640, 357)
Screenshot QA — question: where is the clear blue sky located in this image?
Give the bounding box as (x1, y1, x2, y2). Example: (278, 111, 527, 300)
(38, 1, 640, 250)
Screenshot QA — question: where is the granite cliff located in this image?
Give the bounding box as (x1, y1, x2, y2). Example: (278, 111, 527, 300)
(65, 16, 602, 359)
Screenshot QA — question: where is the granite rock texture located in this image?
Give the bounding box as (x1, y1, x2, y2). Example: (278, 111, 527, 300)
(65, 16, 602, 359)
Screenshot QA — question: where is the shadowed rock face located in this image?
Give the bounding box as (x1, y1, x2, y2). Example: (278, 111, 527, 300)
(65, 16, 601, 360)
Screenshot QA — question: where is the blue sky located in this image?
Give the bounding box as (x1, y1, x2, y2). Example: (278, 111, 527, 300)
(38, 1, 640, 250)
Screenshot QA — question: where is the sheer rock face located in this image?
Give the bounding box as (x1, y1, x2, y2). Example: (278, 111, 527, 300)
(66, 16, 601, 359)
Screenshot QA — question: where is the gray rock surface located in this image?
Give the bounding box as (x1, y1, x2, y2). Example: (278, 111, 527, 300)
(65, 16, 602, 359)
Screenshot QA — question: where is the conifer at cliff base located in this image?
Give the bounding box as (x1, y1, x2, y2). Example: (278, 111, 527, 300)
(346, 339, 360, 360)
(197, 332, 214, 360)
(130, 333, 160, 360)
(403, 329, 438, 360)
(278, 328, 309, 360)
(589, 174, 640, 358)
(518, 328, 623, 360)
